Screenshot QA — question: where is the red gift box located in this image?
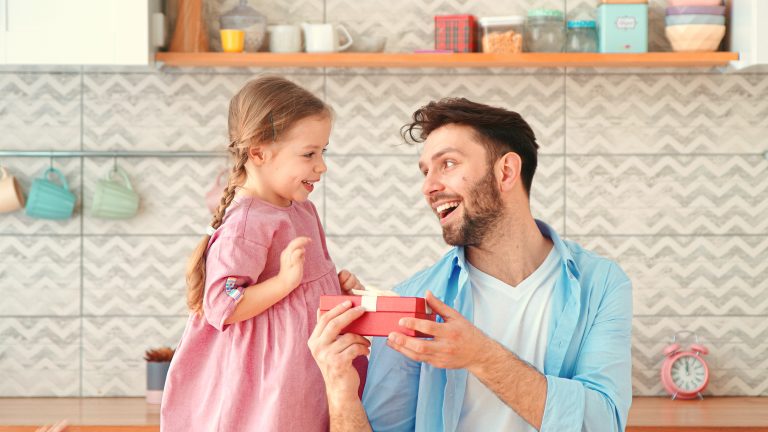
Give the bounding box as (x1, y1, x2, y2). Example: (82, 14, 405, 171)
(434, 14, 477, 52)
(319, 295, 436, 337)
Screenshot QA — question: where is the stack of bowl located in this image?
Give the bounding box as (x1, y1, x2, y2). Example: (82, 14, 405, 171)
(665, 0, 726, 52)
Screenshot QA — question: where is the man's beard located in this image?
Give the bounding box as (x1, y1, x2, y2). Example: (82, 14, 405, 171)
(442, 170, 503, 246)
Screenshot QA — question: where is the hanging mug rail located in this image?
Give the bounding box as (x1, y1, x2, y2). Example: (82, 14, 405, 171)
(0, 150, 227, 158)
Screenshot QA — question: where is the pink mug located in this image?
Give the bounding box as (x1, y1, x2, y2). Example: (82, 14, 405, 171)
(205, 169, 229, 215)
(0, 166, 26, 213)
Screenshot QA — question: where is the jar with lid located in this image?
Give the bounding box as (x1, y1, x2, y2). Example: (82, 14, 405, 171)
(566, 20, 598, 52)
(478, 16, 525, 53)
(219, 0, 267, 52)
(524, 9, 565, 52)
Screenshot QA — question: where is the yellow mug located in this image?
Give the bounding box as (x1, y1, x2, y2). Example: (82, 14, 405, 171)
(220, 29, 245, 53)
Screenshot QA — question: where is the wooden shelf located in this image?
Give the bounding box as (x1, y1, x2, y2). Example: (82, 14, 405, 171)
(155, 51, 739, 68)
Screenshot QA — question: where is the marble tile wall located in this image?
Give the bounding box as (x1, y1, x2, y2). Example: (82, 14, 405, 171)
(0, 0, 766, 397)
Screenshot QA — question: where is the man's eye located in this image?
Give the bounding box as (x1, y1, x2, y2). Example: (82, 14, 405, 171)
(445, 160, 456, 169)
(421, 169, 429, 177)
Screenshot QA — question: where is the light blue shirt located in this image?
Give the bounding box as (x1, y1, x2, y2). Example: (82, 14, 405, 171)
(361, 220, 633, 432)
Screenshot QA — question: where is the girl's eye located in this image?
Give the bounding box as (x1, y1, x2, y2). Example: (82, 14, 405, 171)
(303, 152, 314, 158)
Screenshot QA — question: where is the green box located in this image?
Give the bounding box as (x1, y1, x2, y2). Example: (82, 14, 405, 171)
(597, 3, 648, 53)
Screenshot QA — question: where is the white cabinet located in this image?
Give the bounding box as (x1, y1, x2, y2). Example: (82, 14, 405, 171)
(0, 0, 6, 63)
(729, 0, 768, 70)
(1, 0, 161, 65)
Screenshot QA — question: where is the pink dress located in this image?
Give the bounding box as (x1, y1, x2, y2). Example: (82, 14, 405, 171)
(161, 196, 346, 431)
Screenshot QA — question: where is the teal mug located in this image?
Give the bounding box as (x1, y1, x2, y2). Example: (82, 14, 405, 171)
(91, 167, 139, 219)
(25, 167, 77, 220)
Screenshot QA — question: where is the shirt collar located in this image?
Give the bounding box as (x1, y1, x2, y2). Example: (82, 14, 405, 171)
(449, 219, 580, 280)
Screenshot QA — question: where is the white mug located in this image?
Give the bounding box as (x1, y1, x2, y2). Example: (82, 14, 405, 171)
(301, 23, 353, 53)
(267, 25, 302, 53)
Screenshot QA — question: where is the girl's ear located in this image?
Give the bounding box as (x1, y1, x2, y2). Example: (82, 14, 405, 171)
(497, 151, 521, 192)
(248, 145, 267, 165)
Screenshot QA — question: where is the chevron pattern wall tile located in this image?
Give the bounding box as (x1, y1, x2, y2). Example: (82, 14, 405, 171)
(324, 156, 432, 236)
(565, 155, 768, 236)
(325, 155, 564, 236)
(573, 235, 768, 317)
(0, 236, 81, 316)
(0, 317, 80, 396)
(632, 316, 768, 396)
(82, 316, 186, 396)
(83, 236, 197, 316)
(327, 236, 450, 290)
(83, 73, 324, 151)
(566, 75, 768, 154)
(326, 74, 564, 155)
(202, 0, 323, 52)
(82, 157, 227, 235)
(0, 73, 81, 150)
(0, 157, 82, 235)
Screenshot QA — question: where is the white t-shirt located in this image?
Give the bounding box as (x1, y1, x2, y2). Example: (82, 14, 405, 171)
(456, 246, 560, 432)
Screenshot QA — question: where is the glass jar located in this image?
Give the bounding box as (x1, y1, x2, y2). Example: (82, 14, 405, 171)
(478, 16, 525, 53)
(524, 9, 565, 52)
(219, 0, 267, 52)
(566, 20, 598, 52)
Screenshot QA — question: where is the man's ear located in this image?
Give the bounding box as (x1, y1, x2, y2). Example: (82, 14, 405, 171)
(497, 152, 522, 192)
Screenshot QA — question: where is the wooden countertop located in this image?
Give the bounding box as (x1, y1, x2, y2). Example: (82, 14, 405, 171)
(1, 396, 767, 431)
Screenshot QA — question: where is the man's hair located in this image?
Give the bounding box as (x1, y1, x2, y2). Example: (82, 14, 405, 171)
(401, 98, 539, 195)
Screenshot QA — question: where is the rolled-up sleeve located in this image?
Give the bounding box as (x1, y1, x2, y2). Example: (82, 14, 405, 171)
(541, 265, 633, 432)
(203, 236, 268, 331)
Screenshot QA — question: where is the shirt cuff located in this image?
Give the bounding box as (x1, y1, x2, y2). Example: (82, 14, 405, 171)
(540, 375, 585, 432)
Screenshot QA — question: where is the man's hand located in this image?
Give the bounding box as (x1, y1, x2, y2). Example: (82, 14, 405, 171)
(386, 291, 490, 370)
(338, 269, 364, 293)
(308, 301, 369, 397)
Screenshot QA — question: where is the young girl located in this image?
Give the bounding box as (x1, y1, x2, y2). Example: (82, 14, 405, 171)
(161, 76, 368, 431)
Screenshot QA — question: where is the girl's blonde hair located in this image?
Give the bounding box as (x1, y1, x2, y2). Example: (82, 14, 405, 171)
(186, 76, 330, 315)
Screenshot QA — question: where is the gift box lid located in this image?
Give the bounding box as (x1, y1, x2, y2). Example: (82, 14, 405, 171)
(319, 295, 433, 314)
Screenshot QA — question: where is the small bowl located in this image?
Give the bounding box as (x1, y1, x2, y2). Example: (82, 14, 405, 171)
(665, 24, 725, 52)
(666, 0, 721, 6)
(666, 5, 726, 16)
(665, 14, 725, 26)
(350, 35, 387, 52)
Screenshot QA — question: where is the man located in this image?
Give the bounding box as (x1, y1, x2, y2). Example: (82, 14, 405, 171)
(309, 98, 632, 432)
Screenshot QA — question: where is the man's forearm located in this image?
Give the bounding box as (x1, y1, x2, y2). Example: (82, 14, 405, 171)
(328, 392, 372, 432)
(469, 339, 548, 430)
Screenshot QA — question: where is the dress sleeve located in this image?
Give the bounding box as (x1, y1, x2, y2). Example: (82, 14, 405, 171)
(203, 236, 269, 331)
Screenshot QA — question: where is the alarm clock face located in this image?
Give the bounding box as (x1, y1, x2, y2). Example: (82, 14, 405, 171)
(670, 354, 707, 392)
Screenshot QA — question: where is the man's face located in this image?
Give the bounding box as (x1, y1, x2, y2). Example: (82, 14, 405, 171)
(418, 124, 504, 246)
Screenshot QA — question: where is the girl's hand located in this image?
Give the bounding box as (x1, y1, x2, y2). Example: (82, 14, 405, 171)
(278, 237, 311, 291)
(338, 269, 364, 293)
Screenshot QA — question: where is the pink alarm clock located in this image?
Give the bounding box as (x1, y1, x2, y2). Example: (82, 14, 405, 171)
(661, 331, 710, 400)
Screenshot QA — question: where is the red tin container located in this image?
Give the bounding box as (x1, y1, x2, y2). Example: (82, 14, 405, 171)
(319, 295, 436, 337)
(434, 14, 478, 52)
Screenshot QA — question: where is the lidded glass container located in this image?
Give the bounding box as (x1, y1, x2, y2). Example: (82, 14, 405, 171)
(219, 0, 267, 52)
(566, 20, 598, 52)
(524, 8, 565, 52)
(478, 16, 525, 53)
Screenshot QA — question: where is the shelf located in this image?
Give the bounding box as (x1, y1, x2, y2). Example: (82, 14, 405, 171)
(155, 52, 739, 69)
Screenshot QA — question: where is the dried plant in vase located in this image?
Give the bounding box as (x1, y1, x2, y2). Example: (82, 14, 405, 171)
(145, 346, 175, 404)
(144, 347, 175, 362)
